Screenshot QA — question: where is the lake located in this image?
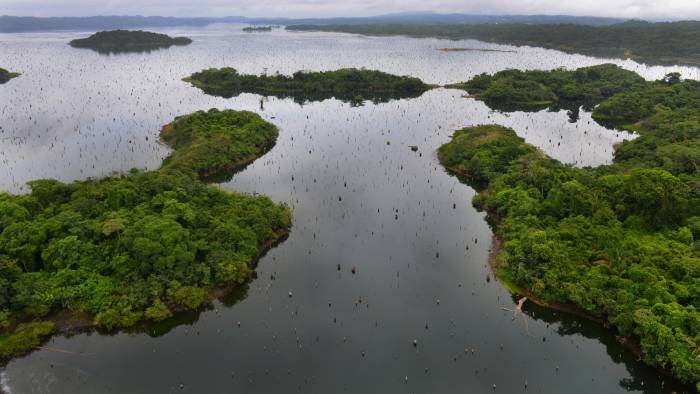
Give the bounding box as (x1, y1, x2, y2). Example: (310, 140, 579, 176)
(0, 24, 697, 393)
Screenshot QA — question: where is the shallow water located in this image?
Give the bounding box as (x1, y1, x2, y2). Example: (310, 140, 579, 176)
(0, 24, 696, 393)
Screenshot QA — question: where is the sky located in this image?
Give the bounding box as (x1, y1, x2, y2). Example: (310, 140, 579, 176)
(1, 0, 699, 20)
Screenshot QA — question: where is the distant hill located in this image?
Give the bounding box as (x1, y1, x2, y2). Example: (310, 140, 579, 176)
(284, 12, 626, 26)
(0, 15, 245, 32)
(287, 21, 700, 66)
(0, 13, 626, 33)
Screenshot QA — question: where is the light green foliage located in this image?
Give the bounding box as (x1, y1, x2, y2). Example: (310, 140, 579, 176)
(0, 322, 54, 358)
(0, 68, 19, 84)
(173, 286, 207, 309)
(144, 299, 172, 322)
(439, 66, 700, 386)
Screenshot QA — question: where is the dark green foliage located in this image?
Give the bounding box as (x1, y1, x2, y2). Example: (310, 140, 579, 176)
(242, 26, 273, 32)
(438, 67, 700, 386)
(450, 64, 647, 113)
(0, 109, 290, 360)
(184, 67, 432, 105)
(0, 68, 19, 84)
(287, 21, 700, 66)
(69, 30, 193, 54)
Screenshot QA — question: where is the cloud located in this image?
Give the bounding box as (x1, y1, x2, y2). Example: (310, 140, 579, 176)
(0, 0, 698, 19)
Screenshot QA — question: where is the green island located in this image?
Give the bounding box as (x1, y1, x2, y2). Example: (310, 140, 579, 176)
(242, 26, 273, 32)
(438, 64, 700, 389)
(69, 30, 193, 54)
(287, 21, 700, 66)
(0, 68, 19, 84)
(184, 67, 433, 105)
(0, 109, 291, 363)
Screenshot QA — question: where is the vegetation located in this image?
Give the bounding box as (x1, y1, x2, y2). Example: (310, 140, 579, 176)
(287, 21, 700, 66)
(438, 65, 700, 389)
(0, 109, 291, 362)
(184, 67, 432, 105)
(448, 64, 647, 116)
(0, 68, 19, 84)
(160, 109, 279, 181)
(69, 30, 193, 54)
(242, 26, 273, 32)
(0, 322, 54, 358)
(0, 14, 624, 33)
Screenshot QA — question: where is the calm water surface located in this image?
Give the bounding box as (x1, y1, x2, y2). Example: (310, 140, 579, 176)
(0, 25, 697, 393)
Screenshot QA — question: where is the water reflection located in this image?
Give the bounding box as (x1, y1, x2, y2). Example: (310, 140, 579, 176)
(521, 298, 686, 393)
(0, 25, 696, 393)
(186, 68, 432, 104)
(70, 45, 186, 55)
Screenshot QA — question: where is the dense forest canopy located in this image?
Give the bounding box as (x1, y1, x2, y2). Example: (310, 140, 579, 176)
(0, 109, 291, 362)
(438, 64, 700, 389)
(287, 21, 700, 66)
(448, 64, 648, 117)
(0, 68, 19, 84)
(184, 67, 432, 105)
(160, 109, 280, 181)
(68, 30, 193, 54)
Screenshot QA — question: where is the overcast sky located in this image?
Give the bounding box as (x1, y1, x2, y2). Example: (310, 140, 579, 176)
(1, 0, 699, 20)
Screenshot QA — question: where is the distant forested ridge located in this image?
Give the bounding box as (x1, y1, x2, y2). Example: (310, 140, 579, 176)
(185, 67, 433, 105)
(0, 109, 291, 363)
(439, 64, 700, 389)
(69, 30, 192, 54)
(287, 21, 700, 66)
(0, 13, 624, 33)
(0, 15, 248, 33)
(0, 68, 19, 84)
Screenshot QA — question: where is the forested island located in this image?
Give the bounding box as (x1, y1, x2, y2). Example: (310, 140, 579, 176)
(0, 68, 19, 84)
(242, 26, 273, 32)
(69, 30, 193, 54)
(0, 109, 291, 363)
(287, 21, 700, 66)
(184, 67, 432, 105)
(439, 64, 700, 389)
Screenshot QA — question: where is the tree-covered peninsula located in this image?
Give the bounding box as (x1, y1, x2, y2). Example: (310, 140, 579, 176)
(447, 64, 648, 117)
(184, 67, 432, 105)
(0, 109, 291, 363)
(0, 68, 19, 84)
(439, 65, 700, 389)
(287, 21, 700, 66)
(69, 30, 193, 54)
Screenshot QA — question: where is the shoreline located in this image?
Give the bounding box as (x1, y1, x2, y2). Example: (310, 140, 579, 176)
(0, 226, 290, 372)
(0, 111, 291, 374)
(286, 27, 700, 68)
(439, 154, 686, 386)
(486, 232, 684, 384)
